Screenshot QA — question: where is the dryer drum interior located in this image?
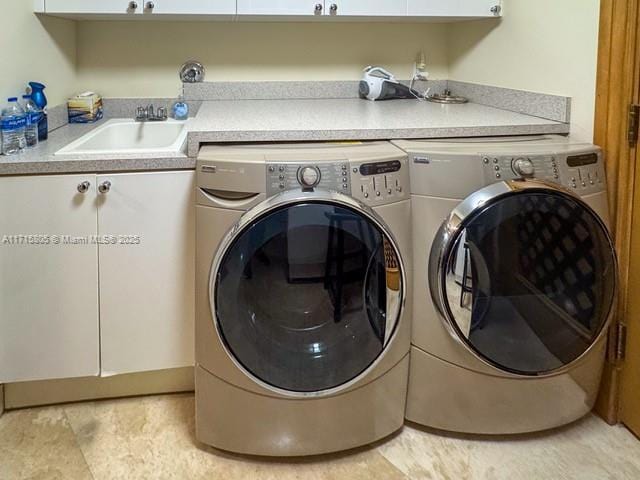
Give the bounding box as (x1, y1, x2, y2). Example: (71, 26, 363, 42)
(430, 181, 617, 376)
(212, 196, 405, 394)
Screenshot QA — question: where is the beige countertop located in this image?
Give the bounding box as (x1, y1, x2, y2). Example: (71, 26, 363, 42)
(0, 98, 569, 176)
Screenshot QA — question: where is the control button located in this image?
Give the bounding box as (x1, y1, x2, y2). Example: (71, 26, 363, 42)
(343, 184, 348, 190)
(353, 168, 358, 173)
(572, 183, 577, 188)
(342, 164, 347, 170)
(279, 174, 285, 180)
(582, 182, 587, 187)
(513, 157, 535, 177)
(483, 157, 490, 164)
(571, 177, 576, 182)
(279, 182, 285, 189)
(494, 166, 500, 171)
(279, 166, 285, 172)
(590, 180, 594, 185)
(268, 166, 275, 173)
(364, 192, 369, 198)
(496, 173, 501, 179)
(493, 158, 499, 164)
(297, 166, 321, 188)
(396, 186, 403, 193)
(376, 191, 381, 197)
(387, 189, 392, 194)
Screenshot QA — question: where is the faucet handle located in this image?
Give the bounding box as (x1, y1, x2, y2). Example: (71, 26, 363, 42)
(136, 106, 146, 120)
(147, 105, 155, 118)
(157, 106, 168, 120)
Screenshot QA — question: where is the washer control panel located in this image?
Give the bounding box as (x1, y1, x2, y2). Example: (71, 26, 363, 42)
(349, 157, 410, 206)
(481, 149, 605, 195)
(267, 162, 350, 196)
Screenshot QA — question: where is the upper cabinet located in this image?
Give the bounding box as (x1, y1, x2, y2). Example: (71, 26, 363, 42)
(237, 0, 322, 16)
(41, 0, 236, 17)
(407, 0, 501, 17)
(328, 1, 407, 17)
(38, 0, 502, 20)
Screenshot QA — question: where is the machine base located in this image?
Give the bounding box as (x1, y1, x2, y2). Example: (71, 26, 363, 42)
(195, 355, 409, 456)
(406, 345, 605, 435)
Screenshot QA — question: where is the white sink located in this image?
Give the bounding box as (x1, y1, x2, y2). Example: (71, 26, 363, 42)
(55, 118, 190, 156)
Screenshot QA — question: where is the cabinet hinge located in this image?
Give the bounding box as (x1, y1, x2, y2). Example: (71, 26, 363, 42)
(629, 104, 640, 147)
(614, 322, 628, 363)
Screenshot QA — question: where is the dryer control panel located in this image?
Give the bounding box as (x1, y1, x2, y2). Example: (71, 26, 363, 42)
(267, 162, 351, 196)
(480, 149, 605, 196)
(349, 157, 410, 206)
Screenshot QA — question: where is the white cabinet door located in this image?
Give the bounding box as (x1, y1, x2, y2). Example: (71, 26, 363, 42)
(145, 0, 236, 15)
(0, 175, 100, 383)
(407, 0, 500, 17)
(328, 0, 406, 17)
(97, 172, 195, 375)
(237, 0, 323, 16)
(45, 0, 142, 14)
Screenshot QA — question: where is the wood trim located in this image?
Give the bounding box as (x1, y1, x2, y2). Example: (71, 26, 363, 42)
(593, 0, 640, 424)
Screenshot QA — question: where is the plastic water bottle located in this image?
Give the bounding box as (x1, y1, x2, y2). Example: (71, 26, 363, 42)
(1, 98, 27, 155)
(22, 95, 40, 148)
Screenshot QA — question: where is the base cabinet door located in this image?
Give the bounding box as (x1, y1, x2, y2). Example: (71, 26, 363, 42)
(97, 171, 195, 375)
(0, 175, 100, 383)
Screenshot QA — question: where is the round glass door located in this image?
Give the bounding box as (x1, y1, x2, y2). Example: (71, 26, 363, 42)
(431, 183, 617, 376)
(213, 198, 404, 393)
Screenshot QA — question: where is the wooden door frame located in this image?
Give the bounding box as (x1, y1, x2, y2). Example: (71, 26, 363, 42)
(594, 0, 640, 424)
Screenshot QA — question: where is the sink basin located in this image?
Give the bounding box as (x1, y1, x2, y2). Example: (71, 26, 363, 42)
(55, 118, 190, 156)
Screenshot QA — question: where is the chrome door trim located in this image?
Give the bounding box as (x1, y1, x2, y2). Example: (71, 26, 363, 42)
(429, 179, 618, 378)
(209, 188, 407, 398)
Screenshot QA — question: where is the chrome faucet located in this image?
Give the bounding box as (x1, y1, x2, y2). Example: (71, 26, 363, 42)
(135, 105, 168, 122)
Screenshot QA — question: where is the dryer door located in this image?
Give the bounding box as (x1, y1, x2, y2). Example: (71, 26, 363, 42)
(430, 180, 617, 376)
(211, 190, 405, 395)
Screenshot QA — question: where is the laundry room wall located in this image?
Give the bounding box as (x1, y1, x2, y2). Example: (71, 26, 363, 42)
(0, 1, 76, 105)
(448, 0, 601, 142)
(73, 21, 450, 98)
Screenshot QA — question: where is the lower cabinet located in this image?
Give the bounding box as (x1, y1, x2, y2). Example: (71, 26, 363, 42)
(0, 174, 100, 383)
(0, 171, 195, 383)
(97, 172, 195, 375)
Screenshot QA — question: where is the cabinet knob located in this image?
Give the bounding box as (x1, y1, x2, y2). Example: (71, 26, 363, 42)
(330, 3, 338, 13)
(128, 1, 138, 10)
(98, 181, 112, 194)
(490, 5, 501, 15)
(77, 181, 91, 194)
(146, 1, 155, 10)
(314, 3, 323, 13)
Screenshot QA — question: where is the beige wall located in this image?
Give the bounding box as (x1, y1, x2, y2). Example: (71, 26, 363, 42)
(75, 21, 449, 97)
(448, 0, 600, 142)
(0, 1, 76, 106)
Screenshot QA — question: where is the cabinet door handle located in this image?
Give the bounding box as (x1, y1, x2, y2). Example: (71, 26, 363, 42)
(146, 1, 155, 10)
(77, 181, 91, 194)
(98, 181, 112, 194)
(128, 1, 138, 10)
(330, 3, 338, 13)
(314, 3, 323, 13)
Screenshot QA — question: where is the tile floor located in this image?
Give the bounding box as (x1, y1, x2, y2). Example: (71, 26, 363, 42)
(1, 393, 640, 480)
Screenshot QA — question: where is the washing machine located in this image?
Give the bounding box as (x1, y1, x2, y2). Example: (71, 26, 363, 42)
(392, 135, 618, 434)
(195, 141, 412, 456)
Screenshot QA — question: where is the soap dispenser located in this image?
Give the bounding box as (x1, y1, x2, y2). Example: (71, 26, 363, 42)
(172, 90, 189, 121)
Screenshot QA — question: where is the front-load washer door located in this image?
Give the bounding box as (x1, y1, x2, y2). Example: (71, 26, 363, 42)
(430, 179, 617, 376)
(211, 190, 405, 395)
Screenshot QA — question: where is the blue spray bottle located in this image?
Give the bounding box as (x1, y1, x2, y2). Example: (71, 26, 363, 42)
(28, 82, 48, 141)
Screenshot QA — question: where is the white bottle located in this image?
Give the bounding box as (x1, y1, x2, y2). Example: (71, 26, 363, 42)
(1, 97, 27, 155)
(21, 95, 40, 148)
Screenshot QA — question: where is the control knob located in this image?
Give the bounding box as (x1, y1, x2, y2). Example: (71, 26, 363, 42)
(297, 166, 321, 188)
(513, 157, 535, 177)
